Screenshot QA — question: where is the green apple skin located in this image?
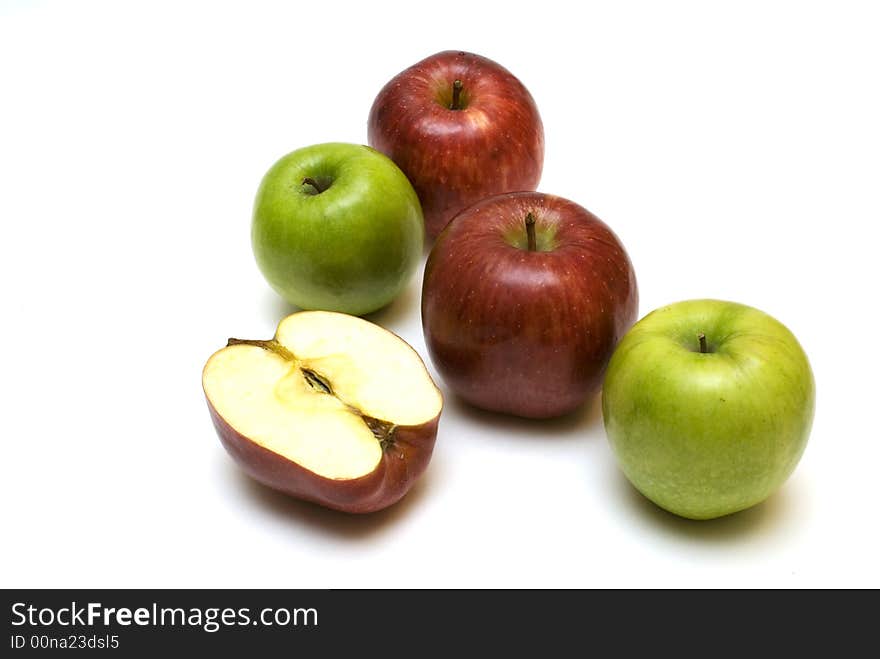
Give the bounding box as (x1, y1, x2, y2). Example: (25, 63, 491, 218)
(252, 143, 424, 316)
(602, 299, 815, 520)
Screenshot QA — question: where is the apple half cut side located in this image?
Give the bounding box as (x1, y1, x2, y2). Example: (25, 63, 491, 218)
(202, 311, 443, 513)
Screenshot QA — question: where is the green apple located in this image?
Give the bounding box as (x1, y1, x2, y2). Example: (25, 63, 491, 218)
(252, 143, 424, 316)
(602, 299, 815, 520)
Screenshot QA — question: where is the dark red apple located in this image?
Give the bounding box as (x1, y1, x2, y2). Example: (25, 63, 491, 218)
(422, 192, 638, 419)
(368, 50, 544, 240)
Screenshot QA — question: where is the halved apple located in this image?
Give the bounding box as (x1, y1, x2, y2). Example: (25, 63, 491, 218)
(203, 311, 443, 513)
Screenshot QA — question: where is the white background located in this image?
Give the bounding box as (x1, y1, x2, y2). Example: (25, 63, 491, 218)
(2, 0, 878, 588)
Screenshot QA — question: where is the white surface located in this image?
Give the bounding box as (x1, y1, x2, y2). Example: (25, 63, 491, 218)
(1, 0, 878, 588)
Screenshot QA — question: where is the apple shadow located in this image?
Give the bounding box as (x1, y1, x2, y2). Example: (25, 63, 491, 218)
(446, 391, 604, 442)
(260, 271, 422, 332)
(228, 461, 437, 541)
(362, 277, 421, 330)
(610, 469, 794, 542)
(264, 290, 299, 325)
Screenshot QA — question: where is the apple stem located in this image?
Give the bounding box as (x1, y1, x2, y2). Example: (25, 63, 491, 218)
(227, 338, 296, 362)
(525, 212, 537, 252)
(302, 177, 325, 194)
(450, 79, 463, 110)
(698, 332, 708, 353)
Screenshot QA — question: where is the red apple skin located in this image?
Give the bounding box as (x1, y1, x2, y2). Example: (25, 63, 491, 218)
(422, 192, 638, 419)
(368, 50, 544, 240)
(207, 401, 440, 514)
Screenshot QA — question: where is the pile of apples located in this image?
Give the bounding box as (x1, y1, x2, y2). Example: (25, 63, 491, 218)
(202, 51, 815, 521)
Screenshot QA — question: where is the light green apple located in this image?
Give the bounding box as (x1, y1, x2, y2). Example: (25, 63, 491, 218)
(602, 299, 815, 520)
(252, 143, 424, 316)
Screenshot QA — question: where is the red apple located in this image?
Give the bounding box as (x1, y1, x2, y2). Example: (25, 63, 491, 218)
(203, 311, 443, 513)
(422, 192, 638, 419)
(368, 50, 544, 240)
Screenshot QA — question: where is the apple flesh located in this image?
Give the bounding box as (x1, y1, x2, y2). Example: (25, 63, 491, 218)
(203, 311, 443, 513)
(422, 191, 638, 418)
(368, 50, 544, 239)
(602, 299, 815, 520)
